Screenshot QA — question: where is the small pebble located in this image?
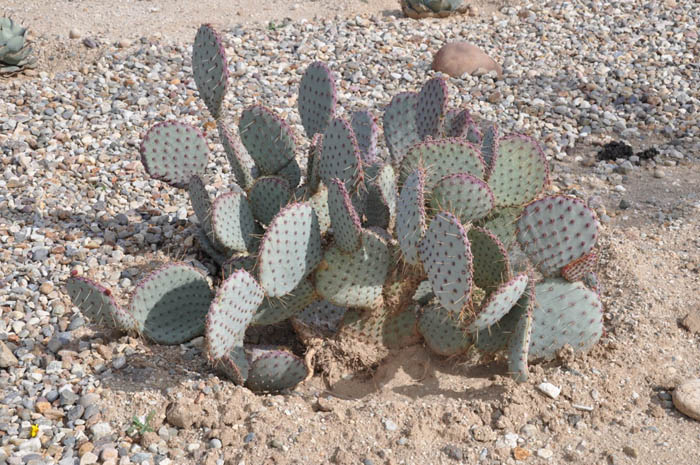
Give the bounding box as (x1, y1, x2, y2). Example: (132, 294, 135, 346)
(537, 382, 561, 400)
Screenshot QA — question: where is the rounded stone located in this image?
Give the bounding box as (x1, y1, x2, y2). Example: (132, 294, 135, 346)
(69, 29, 81, 39)
(673, 379, 700, 421)
(432, 42, 503, 79)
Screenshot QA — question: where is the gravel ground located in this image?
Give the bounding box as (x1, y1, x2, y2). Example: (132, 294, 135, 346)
(1, 1, 699, 464)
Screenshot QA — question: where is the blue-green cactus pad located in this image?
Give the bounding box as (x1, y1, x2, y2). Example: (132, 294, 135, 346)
(298, 61, 337, 139)
(188, 174, 215, 241)
(400, 138, 486, 187)
(206, 268, 264, 360)
(308, 184, 331, 234)
(467, 227, 511, 293)
(258, 202, 322, 297)
(417, 302, 472, 356)
(327, 177, 363, 253)
(210, 191, 258, 253)
(307, 133, 323, 192)
(291, 299, 347, 340)
(218, 121, 257, 190)
(319, 116, 364, 191)
(488, 134, 549, 207)
(466, 273, 528, 333)
(315, 229, 390, 310)
(218, 346, 249, 385)
(140, 121, 209, 188)
(416, 76, 448, 139)
(529, 278, 603, 360)
(516, 195, 598, 276)
(192, 24, 228, 119)
(508, 299, 532, 383)
(429, 173, 495, 224)
(366, 164, 397, 229)
(65, 276, 137, 331)
(248, 175, 292, 226)
(443, 108, 478, 140)
(252, 278, 316, 326)
(130, 262, 213, 345)
(383, 91, 420, 164)
(396, 168, 427, 266)
(480, 122, 498, 170)
(239, 104, 298, 184)
(245, 347, 308, 392)
(419, 211, 473, 314)
(351, 110, 379, 164)
(477, 206, 522, 250)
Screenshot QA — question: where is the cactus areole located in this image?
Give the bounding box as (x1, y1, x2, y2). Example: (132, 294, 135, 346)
(64, 24, 605, 393)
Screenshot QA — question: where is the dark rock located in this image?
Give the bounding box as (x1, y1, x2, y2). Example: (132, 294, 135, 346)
(444, 445, 464, 460)
(597, 141, 633, 161)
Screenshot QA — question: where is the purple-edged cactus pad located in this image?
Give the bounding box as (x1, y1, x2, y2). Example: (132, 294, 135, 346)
(477, 206, 522, 250)
(252, 278, 316, 326)
(248, 176, 292, 226)
(415, 76, 448, 140)
(443, 108, 479, 141)
(188, 174, 215, 241)
(140, 121, 209, 188)
(309, 184, 331, 234)
(488, 134, 549, 207)
(130, 263, 213, 345)
(245, 347, 308, 392)
(192, 24, 228, 119)
(327, 178, 363, 253)
(206, 269, 264, 360)
(239, 105, 298, 184)
(298, 61, 337, 139)
(65, 275, 136, 331)
(467, 227, 511, 293)
(429, 173, 495, 224)
(396, 168, 427, 266)
(480, 122, 498, 169)
(211, 191, 258, 253)
(218, 122, 257, 190)
(466, 273, 528, 333)
(507, 291, 532, 382)
(529, 278, 603, 360)
(561, 251, 599, 283)
(258, 202, 322, 297)
(351, 110, 379, 164)
(315, 229, 390, 310)
(417, 302, 472, 356)
(400, 138, 486, 187)
(419, 212, 473, 314)
(516, 195, 598, 276)
(307, 133, 323, 192)
(319, 116, 364, 191)
(383, 91, 420, 164)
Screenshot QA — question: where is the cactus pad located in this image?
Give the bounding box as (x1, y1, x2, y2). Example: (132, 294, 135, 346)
(429, 173, 495, 224)
(245, 347, 308, 392)
(140, 121, 209, 188)
(319, 117, 363, 190)
(529, 278, 603, 360)
(396, 168, 427, 266)
(211, 191, 258, 253)
(338, 306, 420, 350)
(315, 229, 390, 310)
(248, 176, 292, 225)
(188, 174, 215, 240)
(477, 206, 522, 250)
(307, 133, 323, 192)
(206, 269, 264, 360)
(488, 135, 549, 206)
(252, 278, 316, 326)
(516, 195, 598, 276)
(218, 346, 249, 385)
(130, 263, 212, 344)
(65, 276, 136, 331)
(561, 251, 599, 283)
(351, 110, 379, 164)
(221, 253, 257, 278)
(298, 61, 337, 139)
(466, 274, 528, 333)
(507, 297, 532, 382)
(291, 300, 347, 340)
(218, 122, 257, 190)
(309, 184, 331, 234)
(327, 178, 363, 253)
(444, 108, 478, 140)
(473, 294, 527, 353)
(192, 24, 228, 119)
(467, 227, 511, 293)
(383, 91, 420, 164)
(239, 105, 297, 182)
(480, 122, 498, 169)
(419, 212, 473, 314)
(258, 202, 322, 297)
(417, 302, 472, 356)
(416, 76, 448, 139)
(400, 138, 486, 187)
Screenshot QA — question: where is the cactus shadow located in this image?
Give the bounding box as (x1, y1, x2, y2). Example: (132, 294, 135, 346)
(326, 345, 507, 402)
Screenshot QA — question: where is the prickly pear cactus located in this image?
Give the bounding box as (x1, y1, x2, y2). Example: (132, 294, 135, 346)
(64, 24, 608, 395)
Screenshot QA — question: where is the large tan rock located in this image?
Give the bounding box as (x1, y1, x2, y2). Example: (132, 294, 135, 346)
(432, 42, 503, 79)
(673, 379, 700, 421)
